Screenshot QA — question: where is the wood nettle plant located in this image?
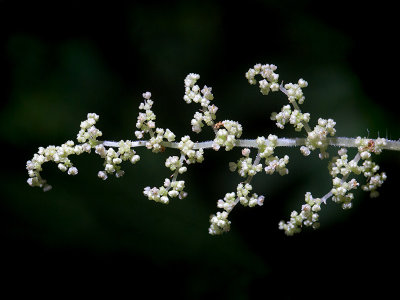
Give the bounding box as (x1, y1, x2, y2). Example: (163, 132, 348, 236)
(26, 63, 400, 236)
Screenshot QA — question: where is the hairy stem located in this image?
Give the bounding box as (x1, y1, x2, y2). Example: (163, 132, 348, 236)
(101, 137, 400, 151)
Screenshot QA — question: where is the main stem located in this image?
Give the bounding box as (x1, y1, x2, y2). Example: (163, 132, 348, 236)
(101, 137, 400, 151)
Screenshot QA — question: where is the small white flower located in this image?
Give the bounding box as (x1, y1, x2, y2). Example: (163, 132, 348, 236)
(58, 163, 67, 172)
(98, 171, 108, 180)
(242, 148, 250, 157)
(142, 92, 151, 99)
(67, 167, 78, 176)
(300, 146, 311, 156)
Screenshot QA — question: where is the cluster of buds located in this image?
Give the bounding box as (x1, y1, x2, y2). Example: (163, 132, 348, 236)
(229, 148, 263, 177)
(271, 105, 310, 132)
(135, 92, 156, 137)
(178, 136, 204, 164)
(328, 142, 387, 209)
(26, 140, 93, 191)
(143, 179, 186, 205)
(257, 135, 276, 157)
(264, 155, 289, 176)
(270, 105, 291, 129)
(145, 127, 176, 152)
(304, 118, 336, 159)
(237, 183, 264, 208)
(213, 120, 243, 151)
(211, 182, 264, 235)
(279, 192, 322, 236)
(362, 170, 387, 198)
(144, 135, 205, 206)
(355, 138, 388, 197)
(144, 135, 206, 206)
(216, 183, 264, 213)
(283, 79, 308, 104)
(257, 135, 289, 176)
(331, 177, 359, 209)
(245, 63, 280, 95)
(209, 211, 231, 235)
(77, 113, 102, 146)
(165, 155, 187, 174)
(135, 92, 176, 153)
(327, 148, 359, 208)
(95, 140, 140, 180)
(355, 137, 387, 157)
(183, 73, 218, 133)
(280, 141, 388, 235)
(217, 192, 236, 212)
(273, 77, 335, 162)
(329, 148, 361, 177)
(228, 135, 289, 186)
(212, 139, 275, 235)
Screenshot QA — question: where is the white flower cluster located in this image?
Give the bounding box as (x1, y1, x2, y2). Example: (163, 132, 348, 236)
(209, 211, 231, 235)
(257, 135, 276, 157)
(279, 192, 322, 236)
(264, 155, 290, 176)
(271, 79, 310, 131)
(331, 177, 359, 209)
(143, 176, 187, 204)
(276, 77, 337, 161)
(165, 156, 185, 173)
(329, 148, 361, 177)
(77, 113, 103, 146)
(328, 142, 387, 209)
(217, 192, 236, 212)
(290, 110, 311, 131)
(354, 138, 388, 197)
(237, 183, 264, 207)
(229, 156, 263, 177)
(26, 140, 92, 191)
(362, 171, 387, 198)
(271, 105, 311, 131)
(328, 148, 360, 208)
(216, 183, 264, 213)
(143, 179, 186, 204)
(283, 140, 388, 236)
(178, 135, 204, 164)
(304, 118, 336, 159)
(135, 92, 156, 137)
(183, 73, 218, 133)
(212, 135, 284, 235)
(146, 127, 176, 152)
(135, 92, 176, 152)
(270, 105, 291, 129)
(245, 63, 280, 95)
(280, 136, 388, 236)
(210, 182, 264, 235)
(355, 137, 387, 156)
(95, 140, 140, 180)
(257, 135, 289, 176)
(143, 136, 204, 205)
(229, 135, 289, 177)
(283, 79, 308, 104)
(213, 120, 243, 151)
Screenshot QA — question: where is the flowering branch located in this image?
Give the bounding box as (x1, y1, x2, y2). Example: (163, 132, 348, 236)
(26, 63, 400, 236)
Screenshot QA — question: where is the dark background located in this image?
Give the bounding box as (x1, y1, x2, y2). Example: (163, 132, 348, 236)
(1, 0, 399, 298)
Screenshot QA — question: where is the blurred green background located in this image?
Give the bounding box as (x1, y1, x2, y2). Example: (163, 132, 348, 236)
(1, 0, 399, 298)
